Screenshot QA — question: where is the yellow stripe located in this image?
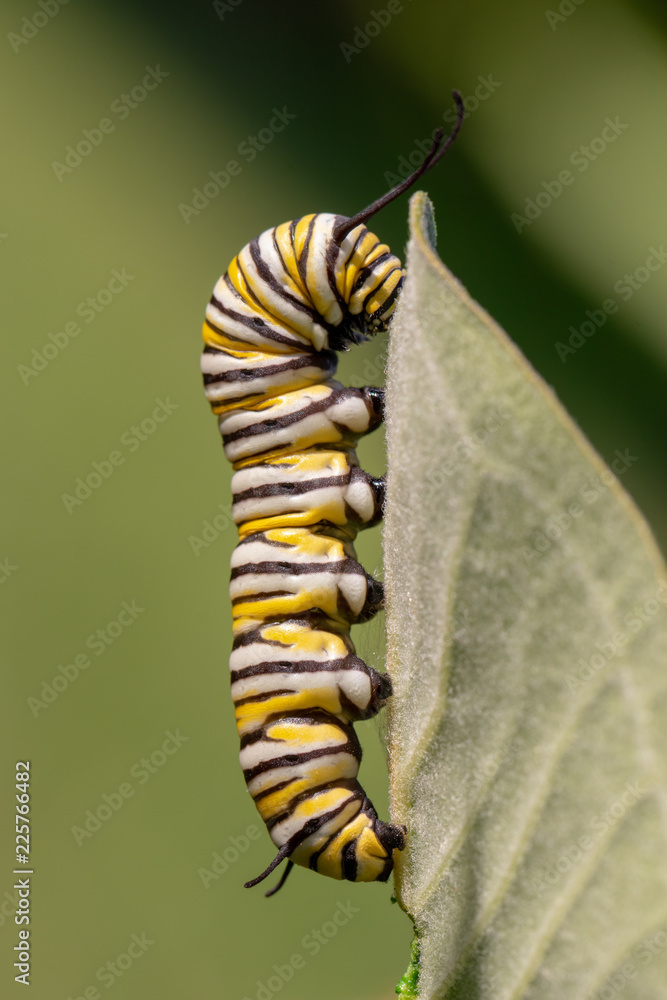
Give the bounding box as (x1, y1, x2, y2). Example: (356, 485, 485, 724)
(253, 759, 358, 823)
(261, 449, 351, 476)
(365, 268, 403, 315)
(265, 717, 346, 745)
(261, 526, 349, 559)
(230, 427, 354, 469)
(235, 506, 349, 536)
(232, 586, 348, 627)
(354, 826, 392, 880)
(293, 214, 316, 262)
(226, 257, 293, 332)
(210, 368, 334, 416)
(274, 221, 309, 299)
(232, 612, 350, 642)
(314, 812, 369, 879)
(259, 621, 351, 657)
(289, 786, 352, 821)
(235, 688, 344, 733)
(341, 231, 380, 301)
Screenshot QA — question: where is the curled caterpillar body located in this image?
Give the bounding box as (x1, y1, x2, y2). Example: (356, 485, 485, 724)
(200, 93, 464, 893)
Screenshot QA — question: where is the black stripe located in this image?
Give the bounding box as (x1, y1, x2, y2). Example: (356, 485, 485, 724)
(203, 342, 240, 354)
(295, 215, 317, 288)
(204, 318, 252, 349)
(230, 558, 365, 580)
(362, 265, 403, 314)
(209, 283, 313, 352)
(352, 252, 394, 297)
(233, 688, 295, 707)
(231, 655, 360, 682)
(235, 257, 280, 320)
(266, 777, 360, 814)
(239, 709, 359, 750)
(325, 224, 370, 310)
(239, 727, 273, 749)
(207, 389, 265, 409)
(341, 837, 359, 881)
(337, 220, 367, 271)
(231, 590, 293, 606)
(231, 615, 347, 649)
(279, 796, 361, 858)
(309, 831, 341, 871)
(267, 779, 362, 831)
(202, 351, 336, 386)
(251, 776, 298, 803)
(305, 787, 363, 872)
(232, 626, 276, 649)
(232, 473, 348, 504)
(371, 275, 403, 317)
(272, 228, 297, 290)
(243, 742, 356, 782)
(222, 386, 364, 444)
(234, 533, 294, 549)
(249, 237, 325, 327)
(324, 220, 348, 314)
(206, 305, 300, 353)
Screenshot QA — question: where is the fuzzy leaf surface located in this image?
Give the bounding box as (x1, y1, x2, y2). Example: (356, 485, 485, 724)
(385, 192, 667, 1000)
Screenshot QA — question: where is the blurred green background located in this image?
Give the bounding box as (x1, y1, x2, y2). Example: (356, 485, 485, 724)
(2, 1, 666, 998)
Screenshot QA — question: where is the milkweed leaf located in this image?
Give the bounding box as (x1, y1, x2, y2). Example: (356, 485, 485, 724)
(385, 192, 667, 1000)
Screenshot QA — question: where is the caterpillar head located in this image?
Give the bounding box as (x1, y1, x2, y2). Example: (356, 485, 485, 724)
(326, 221, 404, 350)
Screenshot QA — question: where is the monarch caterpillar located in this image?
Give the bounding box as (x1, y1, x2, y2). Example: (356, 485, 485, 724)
(200, 92, 464, 895)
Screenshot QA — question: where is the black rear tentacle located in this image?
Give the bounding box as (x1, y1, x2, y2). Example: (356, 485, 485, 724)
(332, 90, 464, 243)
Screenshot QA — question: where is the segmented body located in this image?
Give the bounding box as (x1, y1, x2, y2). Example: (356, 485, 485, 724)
(201, 213, 406, 887)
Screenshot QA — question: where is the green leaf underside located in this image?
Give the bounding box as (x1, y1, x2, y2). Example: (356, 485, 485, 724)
(385, 193, 667, 1000)
(396, 935, 421, 1000)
